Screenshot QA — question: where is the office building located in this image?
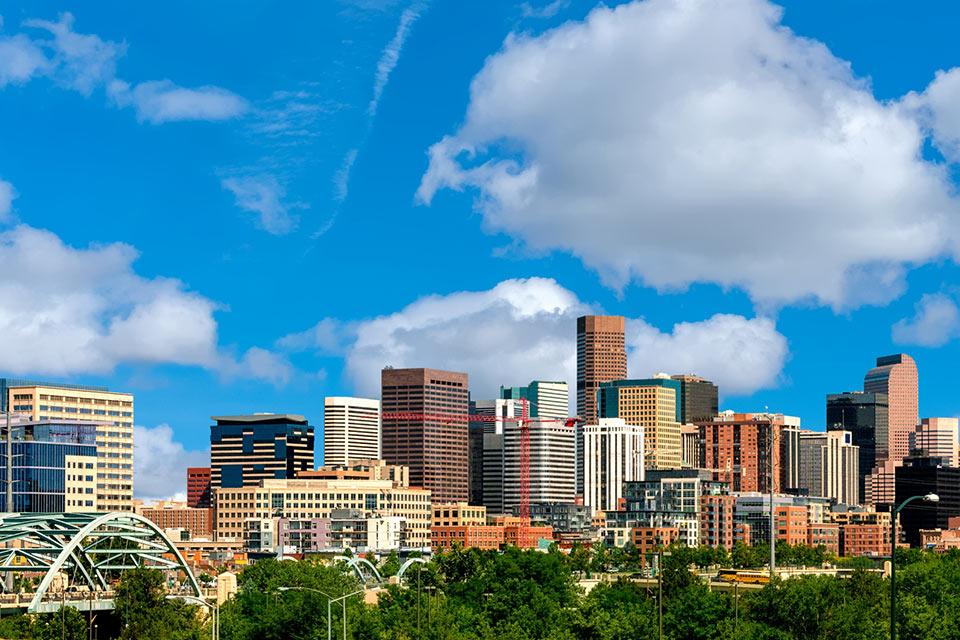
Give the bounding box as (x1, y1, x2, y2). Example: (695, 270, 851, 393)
(0, 420, 98, 513)
(671, 375, 719, 423)
(502, 419, 576, 513)
(214, 475, 431, 547)
(911, 418, 959, 467)
(187, 467, 212, 509)
(582, 418, 645, 514)
(500, 380, 569, 420)
(322, 397, 381, 467)
(210, 414, 314, 489)
(733, 494, 808, 547)
(469, 398, 520, 507)
(826, 391, 889, 504)
(895, 456, 960, 547)
(598, 377, 682, 470)
(698, 413, 797, 493)
(863, 354, 919, 504)
(381, 367, 469, 503)
(4, 381, 134, 511)
(681, 424, 701, 468)
(798, 430, 859, 505)
(577, 315, 627, 494)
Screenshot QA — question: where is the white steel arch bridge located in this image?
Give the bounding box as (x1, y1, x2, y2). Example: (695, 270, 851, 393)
(0, 512, 201, 613)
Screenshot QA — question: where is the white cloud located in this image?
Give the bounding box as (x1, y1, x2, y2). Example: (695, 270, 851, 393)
(628, 315, 787, 396)
(0, 179, 15, 222)
(0, 224, 291, 382)
(903, 68, 960, 164)
(134, 424, 207, 501)
(892, 293, 960, 347)
(520, 0, 569, 19)
(0, 32, 48, 86)
(23, 12, 124, 95)
(368, 2, 425, 117)
(108, 79, 248, 124)
(418, 0, 960, 310)
(221, 174, 304, 235)
(284, 277, 788, 402)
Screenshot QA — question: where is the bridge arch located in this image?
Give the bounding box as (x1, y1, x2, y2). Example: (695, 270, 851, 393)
(333, 554, 383, 584)
(0, 512, 200, 612)
(396, 557, 427, 584)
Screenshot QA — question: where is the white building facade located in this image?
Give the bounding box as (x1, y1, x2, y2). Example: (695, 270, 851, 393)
(582, 418, 644, 515)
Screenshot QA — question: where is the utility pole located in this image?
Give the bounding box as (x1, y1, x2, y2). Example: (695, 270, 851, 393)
(5, 410, 11, 512)
(768, 419, 776, 580)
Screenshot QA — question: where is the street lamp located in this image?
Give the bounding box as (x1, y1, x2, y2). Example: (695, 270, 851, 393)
(890, 492, 938, 640)
(166, 594, 218, 640)
(277, 586, 363, 640)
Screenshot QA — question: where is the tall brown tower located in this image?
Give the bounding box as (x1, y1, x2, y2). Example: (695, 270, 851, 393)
(863, 354, 918, 505)
(576, 315, 627, 422)
(381, 367, 469, 504)
(576, 315, 627, 496)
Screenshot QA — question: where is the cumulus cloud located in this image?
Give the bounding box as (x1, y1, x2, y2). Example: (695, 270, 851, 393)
(628, 315, 787, 396)
(0, 225, 291, 382)
(419, 0, 960, 309)
(134, 424, 207, 501)
(283, 277, 788, 402)
(0, 179, 15, 222)
(0, 32, 48, 86)
(221, 174, 304, 235)
(108, 79, 248, 124)
(23, 12, 124, 95)
(892, 293, 960, 347)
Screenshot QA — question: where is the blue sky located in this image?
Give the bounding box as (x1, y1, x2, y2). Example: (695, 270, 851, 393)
(1, 1, 959, 499)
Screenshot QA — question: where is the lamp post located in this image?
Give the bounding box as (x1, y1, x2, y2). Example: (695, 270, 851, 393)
(166, 594, 218, 640)
(889, 492, 939, 640)
(278, 586, 363, 640)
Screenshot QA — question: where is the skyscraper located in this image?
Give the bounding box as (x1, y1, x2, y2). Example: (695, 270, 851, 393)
(911, 418, 959, 467)
(671, 374, 719, 423)
(381, 368, 469, 504)
(502, 418, 576, 513)
(576, 316, 627, 422)
(582, 418, 645, 515)
(895, 456, 960, 546)
(597, 377, 682, 470)
(826, 391, 888, 503)
(500, 380, 569, 420)
(4, 380, 134, 512)
(469, 398, 521, 507)
(863, 354, 919, 504)
(323, 397, 381, 467)
(798, 430, 859, 505)
(210, 414, 314, 489)
(577, 315, 627, 496)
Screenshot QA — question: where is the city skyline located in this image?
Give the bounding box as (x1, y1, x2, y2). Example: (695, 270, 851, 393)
(0, 0, 959, 504)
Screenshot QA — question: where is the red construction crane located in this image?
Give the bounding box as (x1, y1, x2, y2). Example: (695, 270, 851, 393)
(381, 398, 580, 519)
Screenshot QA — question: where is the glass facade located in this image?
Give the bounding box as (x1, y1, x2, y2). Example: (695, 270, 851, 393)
(0, 440, 96, 512)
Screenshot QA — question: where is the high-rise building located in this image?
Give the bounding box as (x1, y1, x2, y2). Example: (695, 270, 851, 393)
(826, 391, 889, 504)
(798, 430, 859, 505)
(597, 377, 682, 470)
(698, 412, 798, 493)
(670, 375, 719, 423)
(502, 419, 576, 513)
(680, 424, 701, 468)
(323, 397, 381, 467)
(381, 368, 469, 503)
(577, 316, 627, 497)
(0, 419, 98, 513)
(187, 467, 212, 509)
(895, 456, 960, 546)
(582, 418, 645, 515)
(469, 398, 520, 507)
(911, 418, 959, 467)
(210, 414, 314, 489)
(4, 381, 134, 512)
(863, 354, 919, 505)
(500, 381, 569, 420)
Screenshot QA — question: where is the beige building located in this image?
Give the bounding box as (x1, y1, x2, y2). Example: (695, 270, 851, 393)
(798, 430, 859, 505)
(323, 397, 381, 467)
(433, 503, 487, 527)
(911, 418, 959, 466)
(6, 383, 134, 511)
(214, 477, 431, 548)
(599, 379, 682, 471)
(64, 454, 97, 513)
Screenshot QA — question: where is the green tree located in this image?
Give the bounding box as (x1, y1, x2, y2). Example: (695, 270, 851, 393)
(114, 568, 203, 640)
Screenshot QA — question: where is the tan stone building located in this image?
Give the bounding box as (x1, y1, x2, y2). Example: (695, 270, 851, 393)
(6, 383, 134, 511)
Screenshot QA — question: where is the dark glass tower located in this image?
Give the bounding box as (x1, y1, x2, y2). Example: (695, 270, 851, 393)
(210, 414, 314, 489)
(826, 392, 888, 503)
(671, 375, 719, 423)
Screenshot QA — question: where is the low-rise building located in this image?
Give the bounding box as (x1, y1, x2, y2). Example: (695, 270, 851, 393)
(807, 522, 840, 555)
(140, 505, 214, 539)
(631, 527, 679, 557)
(433, 503, 486, 528)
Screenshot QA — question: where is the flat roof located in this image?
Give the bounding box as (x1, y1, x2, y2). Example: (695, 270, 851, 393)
(212, 413, 307, 425)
